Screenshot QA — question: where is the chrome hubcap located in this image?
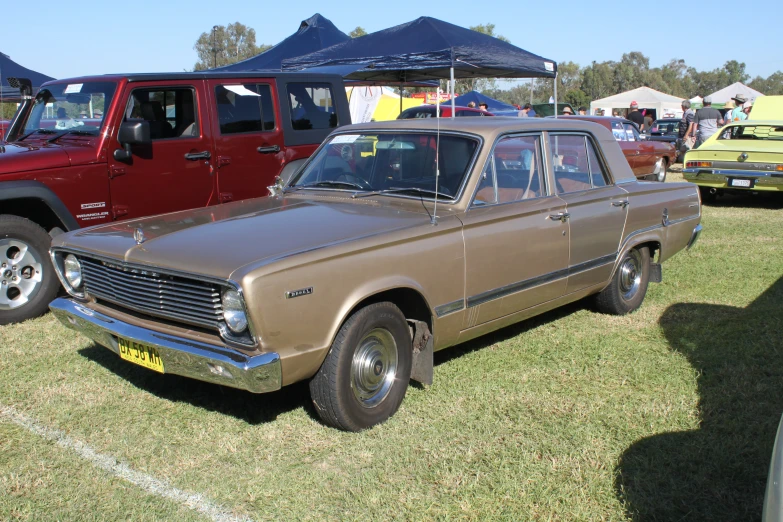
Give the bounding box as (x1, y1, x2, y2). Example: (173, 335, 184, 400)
(619, 249, 643, 301)
(351, 328, 398, 408)
(658, 162, 666, 182)
(0, 239, 43, 310)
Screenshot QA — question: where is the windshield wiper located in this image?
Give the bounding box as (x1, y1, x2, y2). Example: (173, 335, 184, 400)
(47, 129, 95, 143)
(352, 187, 454, 200)
(284, 180, 367, 192)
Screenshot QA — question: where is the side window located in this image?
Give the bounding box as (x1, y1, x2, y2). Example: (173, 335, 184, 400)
(586, 139, 609, 187)
(288, 83, 337, 130)
(549, 134, 592, 194)
(612, 122, 627, 141)
(473, 159, 496, 205)
(125, 88, 198, 140)
(214, 84, 275, 135)
(623, 123, 638, 142)
(457, 110, 481, 117)
(492, 135, 543, 203)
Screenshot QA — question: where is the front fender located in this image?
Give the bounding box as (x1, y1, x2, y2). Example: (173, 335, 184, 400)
(0, 179, 79, 230)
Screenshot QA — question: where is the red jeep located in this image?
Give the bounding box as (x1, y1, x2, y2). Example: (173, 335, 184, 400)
(0, 72, 349, 324)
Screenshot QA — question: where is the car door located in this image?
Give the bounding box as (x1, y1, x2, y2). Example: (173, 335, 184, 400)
(208, 79, 285, 203)
(625, 122, 656, 177)
(109, 80, 216, 220)
(548, 132, 629, 294)
(461, 133, 569, 328)
(610, 120, 639, 176)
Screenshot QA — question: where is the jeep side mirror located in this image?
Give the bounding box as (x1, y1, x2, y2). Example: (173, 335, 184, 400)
(114, 121, 150, 162)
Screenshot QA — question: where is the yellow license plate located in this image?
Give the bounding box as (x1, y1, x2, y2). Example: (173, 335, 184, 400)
(118, 337, 164, 373)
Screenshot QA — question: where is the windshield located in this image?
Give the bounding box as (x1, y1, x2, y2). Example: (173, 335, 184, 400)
(22, 81, 117, 138)
(719, 125, 783, 141)
(652, 121, 678, 135)
(289, 132, 479, 199)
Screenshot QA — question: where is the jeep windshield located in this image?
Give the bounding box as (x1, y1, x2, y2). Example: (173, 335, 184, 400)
(288, 132, 479, 199)
(20, 81, 117, 139)
(720, 125, 783, 141)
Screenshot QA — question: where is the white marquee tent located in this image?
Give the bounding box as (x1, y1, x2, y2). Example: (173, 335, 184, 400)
(590, 86, 687, 119)
(702, 82, 764, 104)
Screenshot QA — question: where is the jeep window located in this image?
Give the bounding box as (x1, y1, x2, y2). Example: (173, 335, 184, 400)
(288, 83, 337, 130)
(215, 84, 275, 134)
(22, 81, 117, 137)
(289, 132, 478, 198)
(719, 125, 783, 141)
(125, 88, 199, 140)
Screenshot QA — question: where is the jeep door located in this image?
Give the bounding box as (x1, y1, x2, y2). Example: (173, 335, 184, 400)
(109, 80, 215, 219)
(548, 133, 628, 293)
(207, 79, 284, 202)
(461, 133, 569, 328)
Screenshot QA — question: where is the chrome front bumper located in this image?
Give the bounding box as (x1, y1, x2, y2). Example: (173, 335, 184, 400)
(49, 298, 281, 393)
(687, 223, 703, 250)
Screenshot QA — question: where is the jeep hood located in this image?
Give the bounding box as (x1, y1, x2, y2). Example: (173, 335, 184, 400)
(53, 195, 434, 279)
(0, 141, 71, 175)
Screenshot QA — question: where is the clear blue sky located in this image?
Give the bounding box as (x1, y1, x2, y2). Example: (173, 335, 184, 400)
(2, 0, 781, 81)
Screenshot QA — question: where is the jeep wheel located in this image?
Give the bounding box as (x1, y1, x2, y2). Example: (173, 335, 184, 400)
(594, 246, 650, 315)
(0, 215, 59, 325)
(309, 302, 412, 431)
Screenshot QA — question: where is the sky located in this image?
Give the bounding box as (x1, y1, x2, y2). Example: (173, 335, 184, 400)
(2, 0, 781, 84)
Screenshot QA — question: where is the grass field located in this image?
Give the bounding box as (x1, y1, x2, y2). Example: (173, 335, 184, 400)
(1, 172, 782, 521)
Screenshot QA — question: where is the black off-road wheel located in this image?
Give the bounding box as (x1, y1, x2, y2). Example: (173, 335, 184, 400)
(0, 215, 59, 325)
(309, 302, 412, 431)
(594, 246, 651, 315)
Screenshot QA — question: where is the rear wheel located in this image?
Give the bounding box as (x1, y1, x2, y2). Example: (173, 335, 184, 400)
(0, 215, 59, 325)
(594, 246, 650, 315)
(657, 159, 668, 182)
(309, 302, 412, 431)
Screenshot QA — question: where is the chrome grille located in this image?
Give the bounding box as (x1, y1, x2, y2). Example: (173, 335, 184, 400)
(80, 257, 224, 330)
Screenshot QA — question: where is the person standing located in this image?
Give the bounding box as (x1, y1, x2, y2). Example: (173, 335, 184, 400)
(478, 102, 489, 111)
(643, 111, 654, 131)
(721, 100, 736, 124)
(730, 94, 747, 122)
(518, 103, 536, 118)
(690, 96, 724, 148)
(578, 106, 587, 115)
(678, 100, 696, 151)
(627, 101, 645, 131)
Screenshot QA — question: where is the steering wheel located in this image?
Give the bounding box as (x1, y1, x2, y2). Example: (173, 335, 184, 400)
(336, 173, 373, 190)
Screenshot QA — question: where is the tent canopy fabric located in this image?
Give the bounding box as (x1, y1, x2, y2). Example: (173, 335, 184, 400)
(450, 90, 517, 112)
(0, 52, 54, 100)
(214, 14, 349, 72)
(282, 16, 557, 82)
(705, 82, 764, 104)
(590, 86, 686, 117)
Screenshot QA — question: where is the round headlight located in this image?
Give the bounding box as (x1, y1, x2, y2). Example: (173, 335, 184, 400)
(63, 254, 83, 289)
(222, 289, 248, 334)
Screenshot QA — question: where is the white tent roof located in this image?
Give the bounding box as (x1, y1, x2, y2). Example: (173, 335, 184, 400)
(590, 86, 686, 118)
(705, 82, 764, 104)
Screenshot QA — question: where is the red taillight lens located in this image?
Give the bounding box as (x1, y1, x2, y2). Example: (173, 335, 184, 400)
(776, 165, 783, 172)
(686, 161, 712, 168)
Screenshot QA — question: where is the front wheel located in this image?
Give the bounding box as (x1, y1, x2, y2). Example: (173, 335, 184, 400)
(657, 159, 668, 182)
(594, 246, 650, 315)
(309, 302, 412, 431)
(0, 215, 60, 325)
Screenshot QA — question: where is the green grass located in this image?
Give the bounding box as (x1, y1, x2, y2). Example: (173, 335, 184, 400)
(1, 172, 782, 521)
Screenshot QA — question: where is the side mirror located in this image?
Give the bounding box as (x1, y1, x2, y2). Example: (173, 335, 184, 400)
(114, 121, 150, 162)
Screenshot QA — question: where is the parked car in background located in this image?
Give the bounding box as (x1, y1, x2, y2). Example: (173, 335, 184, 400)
(0, 71, 350, 325)
(397, 105, 493, 119)
(560, 116, 676, 182)
(683, 120, 783, 202)
(531, 103, 574, 117)
(648, 118, 682, 162)
(50, 117, 702, 431)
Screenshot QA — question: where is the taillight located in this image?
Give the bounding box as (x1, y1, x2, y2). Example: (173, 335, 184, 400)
(686, 161, 712, 168)
(776, 165, 783, 171)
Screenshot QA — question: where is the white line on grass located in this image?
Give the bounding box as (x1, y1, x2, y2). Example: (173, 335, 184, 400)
(1, 404, 253, 522)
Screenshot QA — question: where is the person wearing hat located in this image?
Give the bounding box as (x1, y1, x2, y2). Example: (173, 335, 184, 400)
(722, 100, 736, 125)
(731, 94, 748, 122)
(578, 106, 587, 115)
(561, 106, 574, 115)
(691, 95, 724, 148)
(627, 101, 645, 131)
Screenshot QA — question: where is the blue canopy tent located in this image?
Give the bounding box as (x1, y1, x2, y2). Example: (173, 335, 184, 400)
(283, 16, 558, 116)
(0, 52, 55, 100)
(451, 90, 518, 114)
(214, 14, 349, 72)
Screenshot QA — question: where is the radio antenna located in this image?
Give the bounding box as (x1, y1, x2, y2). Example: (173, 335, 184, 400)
(432, 87, 441, 225)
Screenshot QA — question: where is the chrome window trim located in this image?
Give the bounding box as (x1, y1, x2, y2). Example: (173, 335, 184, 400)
(468, 131, 549, 209)
(434, 299, 465, 318)
(287, 129, 484, 205)
(546, 131, 615, 193)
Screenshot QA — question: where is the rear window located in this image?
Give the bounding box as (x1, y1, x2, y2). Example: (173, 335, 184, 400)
(719, 125, 783, 141)
(288, 83, 337, 130)
(652, 121, 678, 135)
(398, 107, 437, 119)
(214, 84, 275, 134)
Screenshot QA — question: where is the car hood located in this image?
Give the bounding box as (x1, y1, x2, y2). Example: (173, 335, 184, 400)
(0, 141, 71, 175)
(53, 195, 434, 280)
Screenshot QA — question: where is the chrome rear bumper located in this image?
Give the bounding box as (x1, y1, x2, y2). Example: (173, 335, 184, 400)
(687, 224, 703, 250)
(49, 298, 281, 393)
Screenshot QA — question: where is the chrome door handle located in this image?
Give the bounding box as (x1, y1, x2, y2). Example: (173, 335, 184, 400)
(612, 200, 629, 208)
(184, 151, 211, 161)
(257, 145, 281, 154)
(549, 212, 570, 222)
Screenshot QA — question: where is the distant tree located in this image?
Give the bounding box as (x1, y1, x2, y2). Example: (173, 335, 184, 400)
(193, 22, 271, 70)
(349, 26, 367, 38)
(749, 71, 783, 95)
(724, 60, 750, 85)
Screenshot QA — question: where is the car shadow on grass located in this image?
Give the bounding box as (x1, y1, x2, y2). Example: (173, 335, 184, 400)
(615, 276, 783, 521)
(78, 345, 313, 425)
(703, 190, 783, 210)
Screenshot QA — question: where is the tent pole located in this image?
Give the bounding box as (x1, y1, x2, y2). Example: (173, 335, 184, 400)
(530, 78, 534, 105)
(553, 73, 558, 119)
(450, 67, 455, 119)
(400, 82, 403, 115)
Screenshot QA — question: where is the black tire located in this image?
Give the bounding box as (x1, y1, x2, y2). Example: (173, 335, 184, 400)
(309, 302, 412, 431)
(0, 215, 59, 325)
(594, 246, 650, 315)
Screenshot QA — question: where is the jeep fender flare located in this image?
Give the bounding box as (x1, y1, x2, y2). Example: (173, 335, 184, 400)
(0, 180, 80, 231)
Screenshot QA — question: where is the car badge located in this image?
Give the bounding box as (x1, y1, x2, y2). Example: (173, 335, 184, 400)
(739, 152, 748, 162)
(285, 287, 313, 299)
(133, 228, 146, 245)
